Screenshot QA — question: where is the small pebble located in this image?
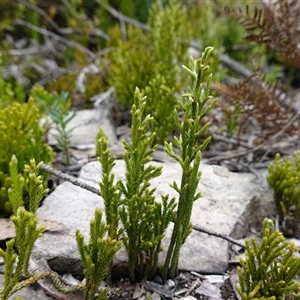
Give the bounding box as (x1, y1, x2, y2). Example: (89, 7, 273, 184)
(61, 273, 80, 285)
(152, 274, 163, 285)
(165, 279, 176, 289)
(150, 292, 161, 300)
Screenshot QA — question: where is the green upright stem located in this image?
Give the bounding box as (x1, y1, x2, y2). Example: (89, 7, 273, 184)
(162, 47, 217, 280)
(116, 88, 175, 283)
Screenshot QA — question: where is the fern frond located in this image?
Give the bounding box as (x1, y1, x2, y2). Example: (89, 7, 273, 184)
(226, 1, 300, 68)
(211, 75, 298, 145)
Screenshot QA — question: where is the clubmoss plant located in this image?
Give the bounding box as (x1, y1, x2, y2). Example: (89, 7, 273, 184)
(237, 218, 300, 300)
(162, 47, 217, 280)
(8, 155, 48, 216)
(97, 47, 217, 282)
(97, 88, 176, 283)
(0, 155, 47, 300)
(76, 208, 121, 300)
(118, 88, 176, 282)
(143, 74, 176, 145)
(267, 151, 300, 220)
(7, 155, 24, 215)
(96, 129, 121, 242)
(24, 158, 50, 213)
(2, 156, 117, 300)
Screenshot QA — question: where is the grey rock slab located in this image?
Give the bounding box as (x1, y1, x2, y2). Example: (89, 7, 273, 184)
(176, 297, 197, 300)
(34, 160, 275, 276)
(195, 280, 222, 300)
(80, 160, 275, 237)
(34, 181, 103, 274)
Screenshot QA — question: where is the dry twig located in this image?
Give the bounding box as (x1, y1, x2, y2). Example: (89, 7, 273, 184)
(14, 19, 95, 59)
(220, 53, 252, 78)
(205, 109, 300, 165)
(192, 224, 245, 249)
(18, 0, 109, 40)
(41, 164, 100, 196)
(99, 3, 148, 31)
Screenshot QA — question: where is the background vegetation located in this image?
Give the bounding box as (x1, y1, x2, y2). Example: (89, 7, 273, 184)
(1, 0, 300, 298)
(0, 0, 299, 229)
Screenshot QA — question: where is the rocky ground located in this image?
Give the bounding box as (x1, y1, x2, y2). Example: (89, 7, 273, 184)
(0, 100, 289, 300)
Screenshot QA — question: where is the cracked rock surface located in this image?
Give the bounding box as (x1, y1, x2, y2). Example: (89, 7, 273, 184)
(32, 160, 275, 275)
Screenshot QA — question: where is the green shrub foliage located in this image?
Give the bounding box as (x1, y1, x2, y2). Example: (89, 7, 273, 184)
(237, 218, 300, 300)
(109, 0, 191, 145)
(267, 152, 300, 220)
(0, 98, 54, 217)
